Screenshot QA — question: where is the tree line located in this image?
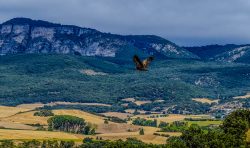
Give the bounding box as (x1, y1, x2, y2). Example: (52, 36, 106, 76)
(48, 115, 95, 135)
(159, 121, 188, 132)
(132, 117, 157, 127)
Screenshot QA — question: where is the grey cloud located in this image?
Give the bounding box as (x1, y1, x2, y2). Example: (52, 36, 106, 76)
(0, 0, 250, 46)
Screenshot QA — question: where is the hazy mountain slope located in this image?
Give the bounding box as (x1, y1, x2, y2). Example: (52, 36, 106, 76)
(0, 18, 197, 59)
(212, 46, 250, 63)
(185, 44, 250, 63)
(184, 44, 243, 59)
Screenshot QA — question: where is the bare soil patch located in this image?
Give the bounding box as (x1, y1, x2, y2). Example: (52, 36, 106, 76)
(80, 69, 107, 76)
(233, 93, 250, 99)
(192, 98, 219, 104)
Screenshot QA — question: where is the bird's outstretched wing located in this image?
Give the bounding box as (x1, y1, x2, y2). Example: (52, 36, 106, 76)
(142, 56, 154, 69)
(133, 55, 144, 70)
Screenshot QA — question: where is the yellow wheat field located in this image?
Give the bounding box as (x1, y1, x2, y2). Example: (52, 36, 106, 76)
(0, 129, 84, 140)
(0, 111, 49, 125)
(233, 93, 250, 99)
(0, 128, 168, 144)
(1, 109, 105, 126)
(53, 110, 105, 124)
(0, 121, 35, 130)
(0, 106, 30, 118)
(16, 103, 45, 110)
(192, 98, 219, 104)
(134, 101, 152, 106)
(99, 133, 167, 144)
(0, 105, 183, 144)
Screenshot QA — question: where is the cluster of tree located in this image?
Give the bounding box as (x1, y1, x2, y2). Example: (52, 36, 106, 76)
(105, 116, 127, 123)
(0, 137, 181, 148)
(0, 138, 167, 148)
(242, 100, 250, 108)
(153, 133, 170, 137)
(48, 115, 95, 135)
(158, 121, 169, 128)
(34, 109, 54, 117)
(168, 103, 211, 114)
(160, 121, 188, 132)
(80, 137, 162, 148)
(184, 118, 218, 121)
(167, 109, 250, 147)
(26, 123, 46, 131)
(132, 117, 157, 127)
(41, 104, 125, 113)
(138, 102, 165, 112)
(148, 114, 168, 118)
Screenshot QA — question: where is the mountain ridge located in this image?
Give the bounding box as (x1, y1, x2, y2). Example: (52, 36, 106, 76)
(1, 17, 250, 63)
(0, 17, 197, 59)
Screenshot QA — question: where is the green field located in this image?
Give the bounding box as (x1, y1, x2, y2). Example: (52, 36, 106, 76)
(187, 120, 222, 126)
(246, 130, 250, 142)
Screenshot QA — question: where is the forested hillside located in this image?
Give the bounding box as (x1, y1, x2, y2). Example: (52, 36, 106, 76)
(1, 54, 250, 114)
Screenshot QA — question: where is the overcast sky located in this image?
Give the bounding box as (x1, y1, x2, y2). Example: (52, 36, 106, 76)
(0, 0, 250, 46)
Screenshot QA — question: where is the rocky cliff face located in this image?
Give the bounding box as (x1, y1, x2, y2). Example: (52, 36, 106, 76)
(0, 18, 197, 59)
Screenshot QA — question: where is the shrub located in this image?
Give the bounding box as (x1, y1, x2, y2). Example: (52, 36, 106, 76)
(34, 110, 54, 117)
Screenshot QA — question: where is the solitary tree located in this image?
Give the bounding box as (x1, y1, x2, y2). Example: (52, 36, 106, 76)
(139, 128, 144, 135)
(104, 119, 109, 124)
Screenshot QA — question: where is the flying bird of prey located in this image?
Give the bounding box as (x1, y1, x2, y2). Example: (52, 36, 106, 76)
(133, 55, 154, 71)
